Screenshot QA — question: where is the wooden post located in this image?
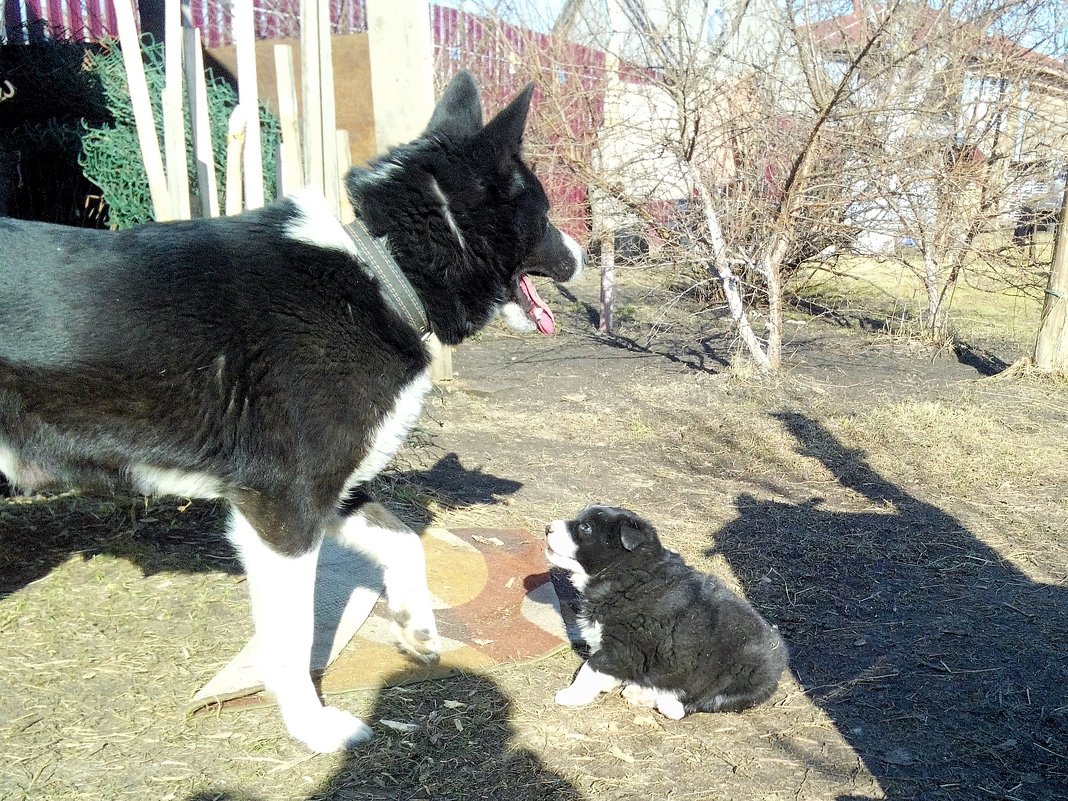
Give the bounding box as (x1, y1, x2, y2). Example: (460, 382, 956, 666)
(163, 0, 190, 218)
(114, 0, 171, 221)
(366, 0, 451, 380)
(274, 44, 303, 198)
(1034, 184, 1068, 373)
(336, 129, 354, 222)
(184, 25, 219, 217)
(300, 0, 324, 195)
(317, 0, 339, 216)
(224, 106, 246, 216)
(233, 0, 264, 209)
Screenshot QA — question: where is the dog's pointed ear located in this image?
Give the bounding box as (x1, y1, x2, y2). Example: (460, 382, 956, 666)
(474, 82, 534, 165)
(425, 70, 483, 138)
(619, 514, 657, 552)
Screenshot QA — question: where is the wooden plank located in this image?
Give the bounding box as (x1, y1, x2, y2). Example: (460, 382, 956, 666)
(300, 0, 324, 195)
(224, 106, 246, 217)
(163, 0, 190, 219)
(317, 0, 339, 215)
(1034, 185, 1068, 373)
(113, 0, 172, 220)
(233, 0, 264, 209)
(274, 44, 303, 198)
(184, 25, 219, 217)
(336, 128, 353, 223)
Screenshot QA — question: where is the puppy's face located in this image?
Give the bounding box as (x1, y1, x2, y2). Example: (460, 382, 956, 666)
(544, 506, 660, 588)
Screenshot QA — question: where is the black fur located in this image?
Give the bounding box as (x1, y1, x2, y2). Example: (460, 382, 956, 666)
(0, 70, 581, 558)
(555, 506, 788, 714)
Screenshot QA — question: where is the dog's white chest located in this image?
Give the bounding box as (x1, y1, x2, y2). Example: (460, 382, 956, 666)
(344, 369, 431, 488)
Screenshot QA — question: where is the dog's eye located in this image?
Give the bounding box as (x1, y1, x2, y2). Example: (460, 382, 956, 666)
(578, 522, 592, 535)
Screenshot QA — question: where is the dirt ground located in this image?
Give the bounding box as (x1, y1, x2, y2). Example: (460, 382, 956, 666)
(1, 267, 1066, 801)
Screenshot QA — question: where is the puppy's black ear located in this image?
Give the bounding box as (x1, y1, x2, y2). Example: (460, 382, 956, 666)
(426, 70, 483, 138)
(474, 82, 534, 166)
(620, 514, 657, 551)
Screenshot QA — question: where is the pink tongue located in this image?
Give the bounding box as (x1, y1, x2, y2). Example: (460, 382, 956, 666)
(517, 275, 556, 335)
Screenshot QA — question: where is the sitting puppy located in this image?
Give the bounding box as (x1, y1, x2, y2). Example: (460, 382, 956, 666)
(544, 506, 788, 719)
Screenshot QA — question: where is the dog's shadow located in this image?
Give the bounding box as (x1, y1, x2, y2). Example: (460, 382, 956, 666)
(186, 668, 582, 801)
(0, 452, 523, 599)
(712, 412, 1068, 800)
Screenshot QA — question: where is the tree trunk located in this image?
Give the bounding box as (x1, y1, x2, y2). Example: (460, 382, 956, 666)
(1034, 185, 1068, 373)
(599, 232, 615, 334)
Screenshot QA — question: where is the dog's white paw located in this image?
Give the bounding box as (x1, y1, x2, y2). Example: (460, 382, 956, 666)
(289, 706, 373, 753)
(390, 609, 442, 664)
(554, 686, 595, 707)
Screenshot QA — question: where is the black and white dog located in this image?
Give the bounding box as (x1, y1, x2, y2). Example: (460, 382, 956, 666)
(545, 506, 788, 719)
(0, 71, 584, 752)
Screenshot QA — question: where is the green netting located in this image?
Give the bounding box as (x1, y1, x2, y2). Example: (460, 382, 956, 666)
(80, 36, 280, 229)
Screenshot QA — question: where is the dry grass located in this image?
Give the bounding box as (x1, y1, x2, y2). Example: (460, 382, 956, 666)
(2, 271, 1067, 800)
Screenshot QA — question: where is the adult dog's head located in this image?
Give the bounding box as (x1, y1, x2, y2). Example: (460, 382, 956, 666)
(346, 70, 586, 344)
(544, 506, 662, 587)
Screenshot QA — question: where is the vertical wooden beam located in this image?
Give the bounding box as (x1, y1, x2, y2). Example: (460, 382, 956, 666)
(365, 0, 435, 150)
(114, 0, 171, 221)
(163, 0, 190, 218)
(317, 0, 339, 215)
(184, 25, 219, 217)
(300, 0, 324, 194)
(1034, 184, 1068, 373)
(274, 44, 303, 198)
(366, 0, 452, 380)
(224, 106, 246, 216)
(336, 129, 354, 223)
(233, 0, 264, 209)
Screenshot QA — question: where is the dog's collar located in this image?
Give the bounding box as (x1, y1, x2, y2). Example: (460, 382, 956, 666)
(343, 218, 432, 341)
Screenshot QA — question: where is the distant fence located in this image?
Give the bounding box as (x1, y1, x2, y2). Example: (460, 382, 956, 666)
(1, 0, 600, 237)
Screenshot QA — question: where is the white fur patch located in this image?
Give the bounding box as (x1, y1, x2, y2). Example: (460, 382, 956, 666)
(130, 465, 224, 499)
(342, 370, 432, 489)
(499, 302, 537, 333)
(284, 191, 359, 258)
(544, 519, 589, 590)
(560, 231, 585, 280)
(429, 178, 466, 252)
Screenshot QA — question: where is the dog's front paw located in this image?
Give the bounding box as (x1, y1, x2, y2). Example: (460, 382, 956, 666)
(288, 706, 373, 753)
(656, 696, 686, 720)
(390, 609, 442, 664)
(554, 686, 595, 707)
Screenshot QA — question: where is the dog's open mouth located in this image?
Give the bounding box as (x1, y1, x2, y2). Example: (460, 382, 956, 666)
(515, 274, 556, 335)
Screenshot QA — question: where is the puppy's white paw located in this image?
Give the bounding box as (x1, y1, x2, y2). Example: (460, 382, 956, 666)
(555, 686, 596, 707)
(622, 683, 657, 708)
(289, 705, 373, 753)
(390, 609, 441, 664)
(656, 696, 686, 720)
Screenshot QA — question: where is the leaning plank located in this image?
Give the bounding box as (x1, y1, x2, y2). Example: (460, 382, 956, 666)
(184, 25, 219, 217)
(232, 0, 264, 209)
(274, 44, 303, 198)
(224, 106, 246, 217)
(300, 0, 324, 195)
(336, 128, 353, 223)
(162, 0, 190, 218)
(317, 0, 339, 216)
(113, 0, 171, 220)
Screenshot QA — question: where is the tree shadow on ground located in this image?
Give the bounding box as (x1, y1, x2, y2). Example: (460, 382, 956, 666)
(187, 669, 582, 801)
(711, 412, 1067, 800)
(0, 453, 521, 598)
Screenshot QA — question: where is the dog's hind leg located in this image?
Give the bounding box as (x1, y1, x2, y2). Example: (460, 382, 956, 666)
(227, 507, 372, 752)
(331, 498, 441, 664)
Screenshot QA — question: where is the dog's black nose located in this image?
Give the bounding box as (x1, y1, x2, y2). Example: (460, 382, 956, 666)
(544, 523, 552, 536)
